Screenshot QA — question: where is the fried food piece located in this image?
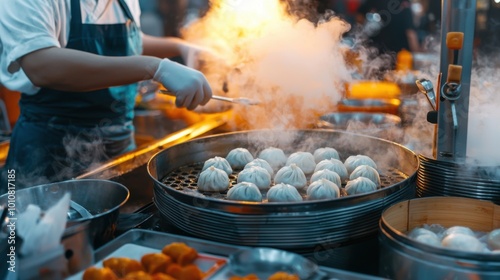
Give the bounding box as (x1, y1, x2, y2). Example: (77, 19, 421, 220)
(151, 273, 177, 280)
(141, 253, 173, 274)
(165, 263, 182, 279)
(229, 274, 260, 280)
(102, 257, 144, 277)
(165, 263, 203, 280)
(178, 264, 203, 280)
(122, 271, 153, 280)
(268, 271, 299, 280)
(161, 242, 198, 266)
(82, 267, 118, 280)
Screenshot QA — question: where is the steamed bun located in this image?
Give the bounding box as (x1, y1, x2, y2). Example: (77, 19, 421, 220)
(237, 166, 272, 190)
(274, 164, 307, 190)
(443, 226, 476, 238)
(408, 228, 441, 247)
(307, 179, 340, 200)
(267, 183, 303, 202)
(226, 148, 254, 169)
(227, 182, 263, 202)
(345, 177, 378, 195)
(197, 166, 230, 192)
(313, 147, 340, 163)
(349, 165, 381, 187)
(244, 158, 274, 177)
(202, 156, 233, 175)
(344, 155, 377, 174)
(286, 152, 316, 174)
(258, 147, 287, 170)
(314, 158, 348, 182)
(441, 233, 485, 253)
(310, 169, 342, 188)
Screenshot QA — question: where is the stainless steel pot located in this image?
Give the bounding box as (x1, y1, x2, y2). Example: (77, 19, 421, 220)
(0, 179, 129, 278)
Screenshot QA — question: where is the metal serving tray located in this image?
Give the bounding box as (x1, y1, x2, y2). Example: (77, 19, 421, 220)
(68, 229, 385, 280)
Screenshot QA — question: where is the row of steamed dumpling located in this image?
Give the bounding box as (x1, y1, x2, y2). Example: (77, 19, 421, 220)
(408, 225, 500, 253)
(197, 147, 382, 202)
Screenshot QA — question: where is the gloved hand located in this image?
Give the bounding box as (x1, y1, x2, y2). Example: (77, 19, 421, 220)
(153, 58, 213, 110)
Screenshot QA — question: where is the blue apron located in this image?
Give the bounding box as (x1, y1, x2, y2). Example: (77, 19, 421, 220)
(3, 0, 142, 188)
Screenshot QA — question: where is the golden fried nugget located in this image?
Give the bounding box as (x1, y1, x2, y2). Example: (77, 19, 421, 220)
(268, 271, 299, 280)
(229, 274, 259, 280)
(141, 253, 173, 274)
(161, 242, 198, 266)
(165, 263, 183, 279)
(151, 272, 177, 280)
(102, 257, 144, 278)
(82, 267, 118, 280)
(165, 263, 203, 280)
(177, 264, 203, 280)
(122, 271, 153, 280)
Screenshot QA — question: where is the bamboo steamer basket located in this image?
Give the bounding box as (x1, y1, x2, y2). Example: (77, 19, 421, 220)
(379, 197, 500, 280)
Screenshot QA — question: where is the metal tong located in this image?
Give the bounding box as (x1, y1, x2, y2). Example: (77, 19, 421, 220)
(159, 90, 260, 106)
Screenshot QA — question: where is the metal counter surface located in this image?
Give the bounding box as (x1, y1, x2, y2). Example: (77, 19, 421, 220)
(71, 229, 385, 280)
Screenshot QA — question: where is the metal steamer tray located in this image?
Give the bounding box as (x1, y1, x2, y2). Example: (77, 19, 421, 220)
(148, 130, 418, 249)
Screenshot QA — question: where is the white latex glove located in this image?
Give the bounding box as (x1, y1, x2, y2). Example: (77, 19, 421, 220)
(153, 58, 213, 110)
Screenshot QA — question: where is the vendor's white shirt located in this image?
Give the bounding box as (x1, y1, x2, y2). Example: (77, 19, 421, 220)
(0, 0, 142, 95)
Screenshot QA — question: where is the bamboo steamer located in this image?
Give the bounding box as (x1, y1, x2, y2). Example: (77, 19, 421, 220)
(379, 197, 500, 280)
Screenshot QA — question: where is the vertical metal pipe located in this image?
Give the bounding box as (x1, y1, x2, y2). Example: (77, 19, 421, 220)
(437, 0, 477, 162)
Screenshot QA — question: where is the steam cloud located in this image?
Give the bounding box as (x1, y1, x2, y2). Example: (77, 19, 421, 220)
(181, 0, 499, 171)
(182, 0, 353, 130)
(467, 56, 500, 166)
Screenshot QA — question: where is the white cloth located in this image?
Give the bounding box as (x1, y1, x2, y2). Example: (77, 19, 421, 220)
(0, 0, 142, 95)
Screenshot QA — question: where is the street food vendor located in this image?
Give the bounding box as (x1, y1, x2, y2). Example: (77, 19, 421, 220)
(0, 0, 213, 192)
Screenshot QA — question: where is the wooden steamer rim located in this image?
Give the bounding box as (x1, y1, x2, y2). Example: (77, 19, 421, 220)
(380, 196, 500, 260)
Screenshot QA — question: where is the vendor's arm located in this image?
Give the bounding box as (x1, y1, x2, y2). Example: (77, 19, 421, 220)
(142, 34, 217, 69)
(19, 47, 212, 110)
(20, 47, 160, 92)
(142, 34, 186, 58)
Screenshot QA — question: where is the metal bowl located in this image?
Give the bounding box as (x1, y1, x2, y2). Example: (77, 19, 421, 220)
(0, 179, 129, 247)
(229, 248, 318, 279)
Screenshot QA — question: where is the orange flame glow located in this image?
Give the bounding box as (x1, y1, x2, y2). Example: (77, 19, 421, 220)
(183, 0, 353, 130)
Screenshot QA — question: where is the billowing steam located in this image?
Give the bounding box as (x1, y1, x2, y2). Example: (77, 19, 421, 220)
(182, 0, 353, 130)
(467, 56, 500, 166)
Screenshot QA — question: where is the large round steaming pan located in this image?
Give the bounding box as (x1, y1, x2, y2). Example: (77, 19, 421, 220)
(416, 175, 500, 192)
(418, 165, 500, 184)
(156, 198, 384, 248)
(379, 197, 500, 280)
(418, 155, 500, 181)
(0, 179, 129, 247)
(148, 129, 418, 214)
(155, 189, 383, 236)
(417, 155, 500, 204)
(417, 179, 500, 195)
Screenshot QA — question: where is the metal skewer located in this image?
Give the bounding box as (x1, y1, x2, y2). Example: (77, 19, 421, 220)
(159, 89, 260, 106)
